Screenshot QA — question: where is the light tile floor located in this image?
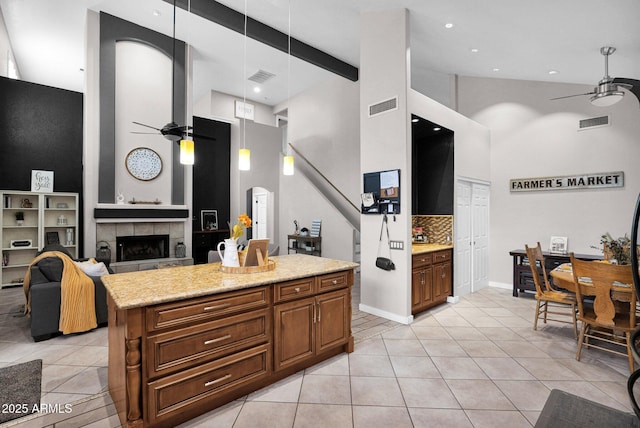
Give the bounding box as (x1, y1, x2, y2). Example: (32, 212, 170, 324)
(1, 278, 637, 427)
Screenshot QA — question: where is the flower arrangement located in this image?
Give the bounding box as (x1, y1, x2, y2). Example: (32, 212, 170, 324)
(231, 213, 252, 240)
(592, 232, 631, 265)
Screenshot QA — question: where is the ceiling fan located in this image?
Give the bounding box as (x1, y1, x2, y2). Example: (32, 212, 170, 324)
(551, 47, 640, 107)
(131, 0, 192, 142)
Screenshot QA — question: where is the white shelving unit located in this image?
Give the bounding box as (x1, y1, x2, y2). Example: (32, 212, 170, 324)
(1, 191, 78, 288)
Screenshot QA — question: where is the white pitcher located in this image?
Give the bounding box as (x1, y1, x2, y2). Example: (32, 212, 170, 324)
(217, 238, 240, 267)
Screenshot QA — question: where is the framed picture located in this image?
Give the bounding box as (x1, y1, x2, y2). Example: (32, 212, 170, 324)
(549, 236, 568, 254)
(201, 210, 218, 231)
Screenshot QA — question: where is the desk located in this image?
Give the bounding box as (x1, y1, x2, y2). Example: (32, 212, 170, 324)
(550, 263, 634, 302)
(510, 249, 601, 297)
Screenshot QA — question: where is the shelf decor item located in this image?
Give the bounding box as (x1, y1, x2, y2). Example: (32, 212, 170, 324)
(175, 242, 186, 258)
(15, 212, 24, 226)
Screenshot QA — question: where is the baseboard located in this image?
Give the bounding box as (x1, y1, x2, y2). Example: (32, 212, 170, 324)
(446, 295, 460, 303)
(489, 281, 512, 290)
(358, 303, 413, 325)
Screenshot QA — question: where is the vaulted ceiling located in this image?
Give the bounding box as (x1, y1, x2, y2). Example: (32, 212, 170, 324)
(1, 0, 639, 107)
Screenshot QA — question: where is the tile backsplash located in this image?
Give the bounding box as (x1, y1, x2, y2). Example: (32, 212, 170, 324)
(412, 215, 453, 245)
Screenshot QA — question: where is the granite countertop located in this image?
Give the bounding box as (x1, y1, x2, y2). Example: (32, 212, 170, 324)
(411, 243, 454, 255)
(102, 254, 359, 310)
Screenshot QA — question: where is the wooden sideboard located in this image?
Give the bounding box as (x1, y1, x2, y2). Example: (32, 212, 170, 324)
(105, 256, 355, 427)
(509, 249, 602, 297)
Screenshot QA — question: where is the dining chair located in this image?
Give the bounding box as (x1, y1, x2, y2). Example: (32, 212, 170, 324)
(525, 243, 578, 338)
(569, 253, 636, 372)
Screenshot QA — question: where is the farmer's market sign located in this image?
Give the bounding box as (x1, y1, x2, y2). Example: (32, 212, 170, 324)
(510, 171, 624, 192)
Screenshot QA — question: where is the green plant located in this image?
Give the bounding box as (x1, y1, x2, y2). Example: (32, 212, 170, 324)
(15, 211, 24, 221)
(592, 232, 631, 265)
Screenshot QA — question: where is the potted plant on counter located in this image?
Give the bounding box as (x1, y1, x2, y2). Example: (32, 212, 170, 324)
(593, 232, 631, 265)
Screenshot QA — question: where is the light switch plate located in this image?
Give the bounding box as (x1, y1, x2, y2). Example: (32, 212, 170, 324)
(389, 240, 404, 250)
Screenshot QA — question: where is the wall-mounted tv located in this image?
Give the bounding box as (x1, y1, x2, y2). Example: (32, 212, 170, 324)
(362, 169, 401, 214)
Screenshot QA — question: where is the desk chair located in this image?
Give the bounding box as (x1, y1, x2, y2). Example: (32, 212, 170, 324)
(570, 253, 636, 372)
(526, 242, 578, 338)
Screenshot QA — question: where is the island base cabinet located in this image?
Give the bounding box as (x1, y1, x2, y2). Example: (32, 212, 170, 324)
(274, 288, 351, 372)
(147, 344, 271, 427)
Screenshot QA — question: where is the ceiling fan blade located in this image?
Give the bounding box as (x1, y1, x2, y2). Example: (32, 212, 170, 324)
(130, 131, 160, 135)
(132, 121, 161, 131)
(550, 92, 595, 101)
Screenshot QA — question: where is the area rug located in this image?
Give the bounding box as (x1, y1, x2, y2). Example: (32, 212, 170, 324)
(0, 359, 42, 423)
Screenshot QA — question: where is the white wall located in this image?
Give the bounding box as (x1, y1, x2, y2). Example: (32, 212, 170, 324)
(280, 75, 360, 262)
(0, 9, 18, 78)
(359, 9, 413, 324)
(457, 76, 640, 287)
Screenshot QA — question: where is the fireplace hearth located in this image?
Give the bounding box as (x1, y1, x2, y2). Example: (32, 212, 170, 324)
(117, 235, 170, 262)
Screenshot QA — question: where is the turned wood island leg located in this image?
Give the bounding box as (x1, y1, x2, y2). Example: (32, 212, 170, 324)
(108, 294, 143, 428)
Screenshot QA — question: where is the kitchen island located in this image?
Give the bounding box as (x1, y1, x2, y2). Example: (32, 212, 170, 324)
(103, 254, 358, 427)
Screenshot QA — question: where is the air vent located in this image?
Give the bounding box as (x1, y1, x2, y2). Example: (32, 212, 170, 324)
(368, 97, 398, 117)
(248, 69, 276, 84)
(578, 115, 610, 131)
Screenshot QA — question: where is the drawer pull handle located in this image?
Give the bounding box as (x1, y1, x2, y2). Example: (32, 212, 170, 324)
(295, 287, 301, 293)
(332, 279, 338, 285)
(204, 374, 232, 387)
(204, 334, 231, 345)
(203, 303, 231, 312)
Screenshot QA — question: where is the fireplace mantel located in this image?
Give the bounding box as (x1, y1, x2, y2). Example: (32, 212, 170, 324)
(94, 204, 189, 222)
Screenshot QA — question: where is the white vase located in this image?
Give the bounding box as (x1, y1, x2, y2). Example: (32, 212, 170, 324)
(217, 238, 240, 267)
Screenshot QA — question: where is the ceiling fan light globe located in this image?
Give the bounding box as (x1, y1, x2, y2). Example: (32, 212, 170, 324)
(590, 91, 624, 107)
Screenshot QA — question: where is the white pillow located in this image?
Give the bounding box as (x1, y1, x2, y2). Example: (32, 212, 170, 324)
(74, 260, 110, 277)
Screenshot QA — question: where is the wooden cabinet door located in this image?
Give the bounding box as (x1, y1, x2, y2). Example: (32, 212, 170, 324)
(433, 262, 452, 300)
(316, 289, 349, 353)
(411, 268, 423, 312)
(273, 297, 315, 371)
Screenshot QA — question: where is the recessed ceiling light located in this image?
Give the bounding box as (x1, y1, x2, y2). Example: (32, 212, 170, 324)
(433, 127, 441, 131)
(411, 118, 419, 123)
(153, 9, 161, 17)
(470, 48, 479, 53)
(548, 70, 559, 75)
(444, 23, 454, 29)
(492, 68, 500, 72)
(253, 86, 261, 93)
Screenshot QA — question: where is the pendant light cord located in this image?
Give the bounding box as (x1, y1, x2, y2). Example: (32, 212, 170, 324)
(242, 0, 247, 151)
(172, 0, 176, 124)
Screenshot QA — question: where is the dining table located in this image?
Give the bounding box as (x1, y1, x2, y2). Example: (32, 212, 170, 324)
(550, 262, 635, 303)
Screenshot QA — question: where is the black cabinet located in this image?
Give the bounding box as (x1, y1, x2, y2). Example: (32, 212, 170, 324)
(509, 249, 601, 297)
(193, 230, 230, 264)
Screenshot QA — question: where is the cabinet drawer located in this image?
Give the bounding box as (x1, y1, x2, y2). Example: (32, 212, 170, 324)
(147, 344, 270, 426)
(317, 271, 350, 292)
(412, 253, 433, 268)
(146, 308, 270, 378)
(433, 250, 452, 263)
(273, 277, 315, 303)
(147, 286, 269, 332)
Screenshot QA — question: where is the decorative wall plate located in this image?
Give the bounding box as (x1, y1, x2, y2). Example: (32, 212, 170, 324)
(125, 147, 162, 181)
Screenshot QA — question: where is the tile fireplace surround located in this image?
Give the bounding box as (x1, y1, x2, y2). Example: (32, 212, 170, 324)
(96, 221, 192, 273)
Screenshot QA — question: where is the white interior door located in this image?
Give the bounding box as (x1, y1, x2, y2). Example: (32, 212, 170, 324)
(472, 183, 490, 289)
(455, 179, 490, 296)
(455, 181, 472, 297)
(253, 192, 268, 239)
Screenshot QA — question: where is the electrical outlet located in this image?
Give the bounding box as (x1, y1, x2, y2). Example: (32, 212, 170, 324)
(389, 240, 404, 250)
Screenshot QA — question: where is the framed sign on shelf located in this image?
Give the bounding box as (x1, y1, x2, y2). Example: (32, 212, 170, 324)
(549, 236, 568, 254)
(201, 210, 218, 231)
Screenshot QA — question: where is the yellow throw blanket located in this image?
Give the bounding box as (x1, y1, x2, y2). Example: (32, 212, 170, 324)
(23, 251, 97, 334)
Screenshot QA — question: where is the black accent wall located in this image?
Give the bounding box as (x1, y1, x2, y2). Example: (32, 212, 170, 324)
(0, 76, 84, 253)
(192, 117, 231, 231)
(412, 115, 454, 215)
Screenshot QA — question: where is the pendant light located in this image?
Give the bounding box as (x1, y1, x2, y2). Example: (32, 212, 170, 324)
(238, 0, 251, 171)
(180, 138, 194, 164)
(282, 0, 294, 175)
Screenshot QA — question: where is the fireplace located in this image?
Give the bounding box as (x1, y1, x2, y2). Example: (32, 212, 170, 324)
(116, 235, 170, 262)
